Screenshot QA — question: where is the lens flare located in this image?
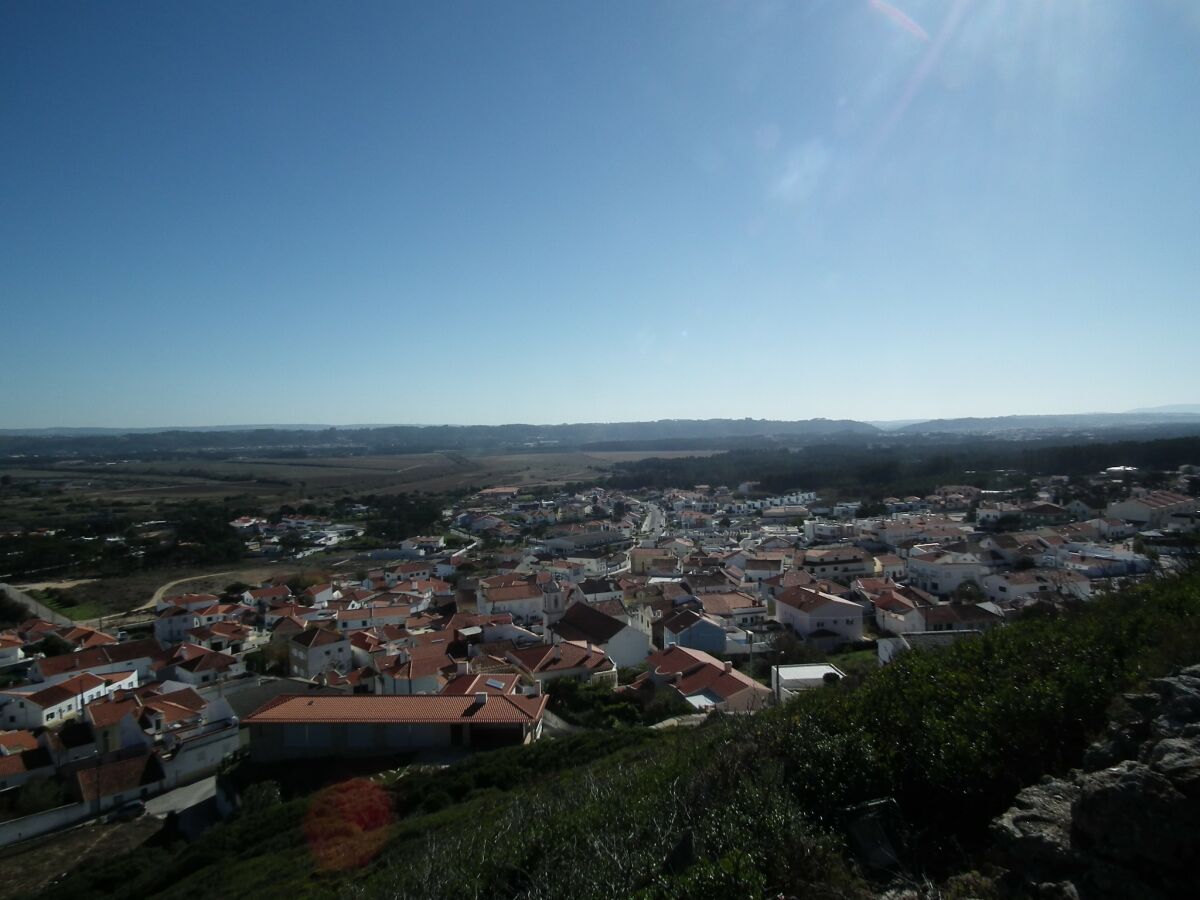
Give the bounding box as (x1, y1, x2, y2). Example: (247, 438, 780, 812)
(303, 778, 394, 871)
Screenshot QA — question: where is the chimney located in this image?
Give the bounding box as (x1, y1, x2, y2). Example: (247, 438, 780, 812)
(552, 645, 562, 660)
(723, 661, 733, 673)
(456, 660, 470, 675)
(473, 691, 488, 706)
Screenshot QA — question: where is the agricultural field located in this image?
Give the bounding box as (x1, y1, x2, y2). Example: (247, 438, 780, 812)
(0, 449, 717, 527)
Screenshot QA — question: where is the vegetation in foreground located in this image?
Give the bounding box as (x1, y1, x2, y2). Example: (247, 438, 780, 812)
(27, 571, 1200, 899)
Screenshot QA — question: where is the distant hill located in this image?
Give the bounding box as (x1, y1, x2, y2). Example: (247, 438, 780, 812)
(1126, 404, 1200, 415)
(897, 412, 1200, 435)
(0, 418, 880, 456)
(0, 424, 369, 436)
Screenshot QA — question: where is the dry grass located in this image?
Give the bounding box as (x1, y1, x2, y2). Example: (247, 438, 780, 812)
(0, 816, 162, 900)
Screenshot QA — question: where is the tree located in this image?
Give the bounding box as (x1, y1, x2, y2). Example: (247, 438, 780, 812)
(718, 516, 732, 529)
(954, 580, 984, 603)
(40, 633, 75, 657)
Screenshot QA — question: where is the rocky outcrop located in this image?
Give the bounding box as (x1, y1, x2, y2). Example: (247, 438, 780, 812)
(991, 666, 1200, 898)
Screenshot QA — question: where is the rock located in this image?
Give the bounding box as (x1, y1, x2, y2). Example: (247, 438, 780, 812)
(990, 779, 1081, 878)
(1072, 762, 1191, 868)
(1121, 691, 1159, 720)
(1147, 735, 1200, 799)
(990, 668, 1200, 900)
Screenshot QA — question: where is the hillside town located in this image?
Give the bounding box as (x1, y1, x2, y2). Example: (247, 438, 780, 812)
(1, 465, 1197, 847)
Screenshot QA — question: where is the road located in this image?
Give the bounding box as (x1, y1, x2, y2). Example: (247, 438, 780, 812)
(145, 776, 216, 817)
(134, 571, 240, 612)
(641, 503, 666, 538)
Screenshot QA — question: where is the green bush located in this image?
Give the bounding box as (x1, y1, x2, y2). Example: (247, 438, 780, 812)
(29, 574, 1200, 900)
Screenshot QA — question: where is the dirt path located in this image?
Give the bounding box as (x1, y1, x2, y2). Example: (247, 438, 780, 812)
(12, 578, 98, 592)
(135, 570, 240, 611)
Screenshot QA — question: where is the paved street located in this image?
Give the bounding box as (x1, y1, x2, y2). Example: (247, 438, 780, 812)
(145, 776, 216, 817)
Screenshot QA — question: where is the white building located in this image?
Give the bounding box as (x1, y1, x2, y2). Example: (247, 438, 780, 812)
(1, 670, 138, 730)
(774, 587, 864, 643)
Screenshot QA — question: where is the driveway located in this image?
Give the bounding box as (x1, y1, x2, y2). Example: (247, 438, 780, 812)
(145, 776, 217, 817)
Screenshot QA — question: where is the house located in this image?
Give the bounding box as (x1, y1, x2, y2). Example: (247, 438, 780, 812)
(76, 752, 166, 813)
(289, 628, 352, 679)
(0, 634, 25, 667)
(697, 591, 767, 627)
(0, 670, 138, 729)
(774, 587, 864, 645)
(873, 554, 906, 581)
(1107, 491, 1196, 529)
(680, 572, 735, 595)
(244, 693, 547, 761)
(906, 549, 991, 597)
(634, 646, 771, 712)
(28, 639, 165, 686)
(548, 602, 650, 669)
(1020, 502, 1070, 527)
(302, 583, 338, 607)
(243, 585, 292, 606)
(576, 577, 623, 605)
(771, 663, 845, 703)
(477, 578, 545, 626)
(660, 608, 728, 654)
(0, 736, 55, 791)
(376, 649, 452, 696)
(154, 592, 220, 615)
(742, 557, 784, 583)
(163, 644, 245, 686)
(802, 547, 873, 581)
(629, 547, 679, 576)
(982, 569, 1091, 604)
(42, 624, 116, 652)
(878, 630, 981, 665)
(186, 620, 252, 654)
(873, 589, 930, 636)
(440, 673, 521, 696)
(504, 641, 617, 686)
(921, 602, 1004, 633)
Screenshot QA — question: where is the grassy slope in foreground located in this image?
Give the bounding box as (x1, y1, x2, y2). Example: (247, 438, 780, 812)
(32, 572, 1200, 900)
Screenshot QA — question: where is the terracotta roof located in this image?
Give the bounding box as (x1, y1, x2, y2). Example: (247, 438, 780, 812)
(776, 586, 859, 614)
(0, 747, 52, 778)
(291, 628, 346, 648)
(0, 730, 39, 753)
(12, 672, 109, 709)
(549, 602, 626, 644)
(247, 585, 292, 600)
(76, 753, 164, 802)
(644, 646, 767, 703)
(34, 639, 164, 679)
(440, 673, 520, 695)
(699, 591, 762, 617)
(244, 693, 547, 725)
(86, 697, 142, 728)
(506, 641, 614, 674)
(485, 583, 543, 603)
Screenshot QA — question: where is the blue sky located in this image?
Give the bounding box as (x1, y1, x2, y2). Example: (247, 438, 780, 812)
(3, 0, 1198, 428)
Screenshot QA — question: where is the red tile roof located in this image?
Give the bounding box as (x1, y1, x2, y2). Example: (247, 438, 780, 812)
(0, 730, 39, 753)
(244, 693, 546, 725)
(506, 640, 614, 675)
(34, 639, 164, 679)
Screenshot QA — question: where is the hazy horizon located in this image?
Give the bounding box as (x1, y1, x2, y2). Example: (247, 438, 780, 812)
(3, 403, 1200, 433)
(4, 2, 1199, 428)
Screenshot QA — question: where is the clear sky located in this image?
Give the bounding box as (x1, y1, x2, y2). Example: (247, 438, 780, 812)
(3, 0, 1198, 428)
